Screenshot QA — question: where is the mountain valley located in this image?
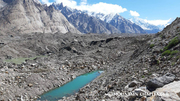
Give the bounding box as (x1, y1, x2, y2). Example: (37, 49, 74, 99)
(0, 0, 180, 101)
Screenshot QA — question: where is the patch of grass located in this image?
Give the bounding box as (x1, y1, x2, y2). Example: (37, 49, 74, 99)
(171, 50, 179, 55)
(150, 44, 155, 48)
(162, 50, 171, 56)
(162, 50, 179, 56)
(164, 37, 180, 51)
(142, 75, 145, 78)
(5, 55, 46, 64)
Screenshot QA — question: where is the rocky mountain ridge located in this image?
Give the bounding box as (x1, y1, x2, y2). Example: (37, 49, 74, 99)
(52, 3, 146, 34)
(88, 12, 163, 34)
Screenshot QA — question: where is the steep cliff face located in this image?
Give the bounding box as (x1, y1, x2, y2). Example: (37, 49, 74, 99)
(0, 0, 80, 34)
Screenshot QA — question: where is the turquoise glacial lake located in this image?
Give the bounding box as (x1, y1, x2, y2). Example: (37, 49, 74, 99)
(37, 71, 103, 101)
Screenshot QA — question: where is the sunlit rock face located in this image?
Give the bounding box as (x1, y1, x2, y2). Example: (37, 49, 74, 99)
(0, 0, 80, 34)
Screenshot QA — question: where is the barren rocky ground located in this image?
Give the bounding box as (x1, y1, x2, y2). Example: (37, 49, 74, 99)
(0, 18, 180, 101)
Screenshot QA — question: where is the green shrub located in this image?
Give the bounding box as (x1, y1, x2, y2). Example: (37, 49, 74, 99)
(162, 50, 171, 56)
(164, 37, 179, 51)
(150, 44, 155, 48)
(162, 50, 179, 56)
(171, 50, 179, 55)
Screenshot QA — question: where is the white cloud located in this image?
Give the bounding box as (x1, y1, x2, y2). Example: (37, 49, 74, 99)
(76, 2, 127, 14)
(41, 0, 127, 14)
(144, 18, 172, 26)
(55, 0, 77, 8)
(130, 10, 140, 17)
(80, 0, 87, 5)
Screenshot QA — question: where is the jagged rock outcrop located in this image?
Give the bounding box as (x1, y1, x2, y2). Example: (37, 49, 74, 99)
(0, 0, 80, 34)
(52, 3, 121, 34)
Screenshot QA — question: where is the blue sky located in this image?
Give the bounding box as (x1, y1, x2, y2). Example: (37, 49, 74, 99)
(40, 0, 179, 26)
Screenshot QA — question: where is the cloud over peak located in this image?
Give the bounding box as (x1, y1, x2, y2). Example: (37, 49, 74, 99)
(130, 10, 140, 17)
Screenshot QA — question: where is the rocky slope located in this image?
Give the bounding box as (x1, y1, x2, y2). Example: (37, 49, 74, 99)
(52, 3, 121, 34)
(0, 0, 80, 34)
(59, 17, 180, 101)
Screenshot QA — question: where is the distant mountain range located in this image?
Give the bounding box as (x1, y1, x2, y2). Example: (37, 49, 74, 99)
(52, 3, 121, 34)
(52, 3, 147, 34)
(87, 12, 164, 34)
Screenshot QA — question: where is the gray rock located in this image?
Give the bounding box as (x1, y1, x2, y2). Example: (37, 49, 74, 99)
(147, 73, 175, 91)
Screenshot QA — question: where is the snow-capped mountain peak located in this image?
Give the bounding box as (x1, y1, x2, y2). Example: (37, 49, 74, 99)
(129, 17, 161, 33)
(129, 17, 152, 30)
(85, 11, 117, 22)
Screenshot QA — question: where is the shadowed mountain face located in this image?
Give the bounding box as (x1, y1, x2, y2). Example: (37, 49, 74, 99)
(0, 0, 80, 34)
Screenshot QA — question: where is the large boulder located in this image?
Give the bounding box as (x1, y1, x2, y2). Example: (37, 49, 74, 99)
(147, 81, 180, 101)
(146, 73, 175, 91)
